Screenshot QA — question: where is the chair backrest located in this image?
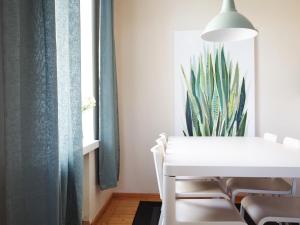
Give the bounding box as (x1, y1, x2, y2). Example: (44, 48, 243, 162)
(263, 133, 278, 143)
(150, 145, 165, 200)
(283, 137, 300, 149)
(156, 137, 166, 154)
(159, 133, 168, 144)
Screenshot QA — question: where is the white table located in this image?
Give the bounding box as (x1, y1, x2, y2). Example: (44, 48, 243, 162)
(163, 137, 300, 225)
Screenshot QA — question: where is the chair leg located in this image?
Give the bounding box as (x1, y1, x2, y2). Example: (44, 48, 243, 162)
(158, 211, 164, 225)
(231, 192, 237, 204)
(292, 178, 297, 195)
(240, 205, 245, 218)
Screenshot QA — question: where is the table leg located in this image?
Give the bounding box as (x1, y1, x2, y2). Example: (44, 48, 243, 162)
(163, 175, 176, 225)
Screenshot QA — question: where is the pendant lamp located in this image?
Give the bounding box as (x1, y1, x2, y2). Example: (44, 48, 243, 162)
(201, 0, 258, 42)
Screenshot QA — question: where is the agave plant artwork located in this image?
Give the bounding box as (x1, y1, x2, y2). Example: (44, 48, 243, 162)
(181, 46, 248, 137)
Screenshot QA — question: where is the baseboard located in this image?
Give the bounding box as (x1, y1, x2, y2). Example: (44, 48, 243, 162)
(113, 192, 160, 199)
(90, 193, 113, 225)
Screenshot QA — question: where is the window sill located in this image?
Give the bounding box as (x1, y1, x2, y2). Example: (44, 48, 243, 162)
(83, 139, 99, 155)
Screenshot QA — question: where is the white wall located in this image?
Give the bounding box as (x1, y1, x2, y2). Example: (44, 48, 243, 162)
(83, 151, 113, 222)
(114, 0, 300, 193)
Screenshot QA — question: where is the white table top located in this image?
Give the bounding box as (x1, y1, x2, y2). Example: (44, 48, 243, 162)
(164, 137, 300, 178)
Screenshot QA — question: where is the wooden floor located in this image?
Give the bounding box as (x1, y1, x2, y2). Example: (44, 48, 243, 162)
(95, 194, 161, 225)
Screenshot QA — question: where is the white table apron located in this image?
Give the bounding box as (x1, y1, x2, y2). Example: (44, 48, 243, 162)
(163, 137, 300, 225)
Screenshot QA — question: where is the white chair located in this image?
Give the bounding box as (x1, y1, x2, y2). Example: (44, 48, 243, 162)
(226, 133, 292, 203)
(150, 145, 247, 225)
(263, 132, 278, 142)
(156, 133, 168, 152)
(283, 137, 300, 149)
(156, 137, 167, 153)
(159, 133, 168, 145)
(241, 196, 300, 225)
(151, 144, 229, 200)
(239, 138, 300, 225)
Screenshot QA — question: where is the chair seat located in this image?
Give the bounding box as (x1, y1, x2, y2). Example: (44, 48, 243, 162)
(227, 177, 291, 194)
(176, 199, 247, 225)
(241, 196, 300, 224)
(176, 180, 229, 199)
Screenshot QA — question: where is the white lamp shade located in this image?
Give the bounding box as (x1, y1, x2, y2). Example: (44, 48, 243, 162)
(201, 0, 258, 42)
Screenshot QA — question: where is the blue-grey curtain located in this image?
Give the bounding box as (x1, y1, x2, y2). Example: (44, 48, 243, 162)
(0, 0, 83, 225)
(98, 0, 120, 190)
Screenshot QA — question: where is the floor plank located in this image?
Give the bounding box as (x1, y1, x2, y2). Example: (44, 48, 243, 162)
(95, 195, 161, 225)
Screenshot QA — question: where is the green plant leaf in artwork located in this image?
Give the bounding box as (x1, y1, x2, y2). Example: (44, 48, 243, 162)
(181, 46, 248, 137)
(221, 47, 229, 106)
(185, 93, 193, 136)
(237, 112, 247, 136)
(236, 78, 246, 129)
(190, 66, 197, 97)
(181, 66, 203, 135)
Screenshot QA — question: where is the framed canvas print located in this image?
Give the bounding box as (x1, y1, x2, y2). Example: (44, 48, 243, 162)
(174, 31, 255, 136)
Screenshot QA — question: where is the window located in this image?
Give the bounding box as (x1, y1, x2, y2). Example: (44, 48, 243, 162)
(80, 0, 97, 142)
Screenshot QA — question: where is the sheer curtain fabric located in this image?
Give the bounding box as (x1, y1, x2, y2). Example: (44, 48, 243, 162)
(0, 0, 83, 225)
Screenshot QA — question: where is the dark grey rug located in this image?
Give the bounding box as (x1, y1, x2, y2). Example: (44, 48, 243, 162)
(132, 201, 296, 225)
(132, 201, 162, 225)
